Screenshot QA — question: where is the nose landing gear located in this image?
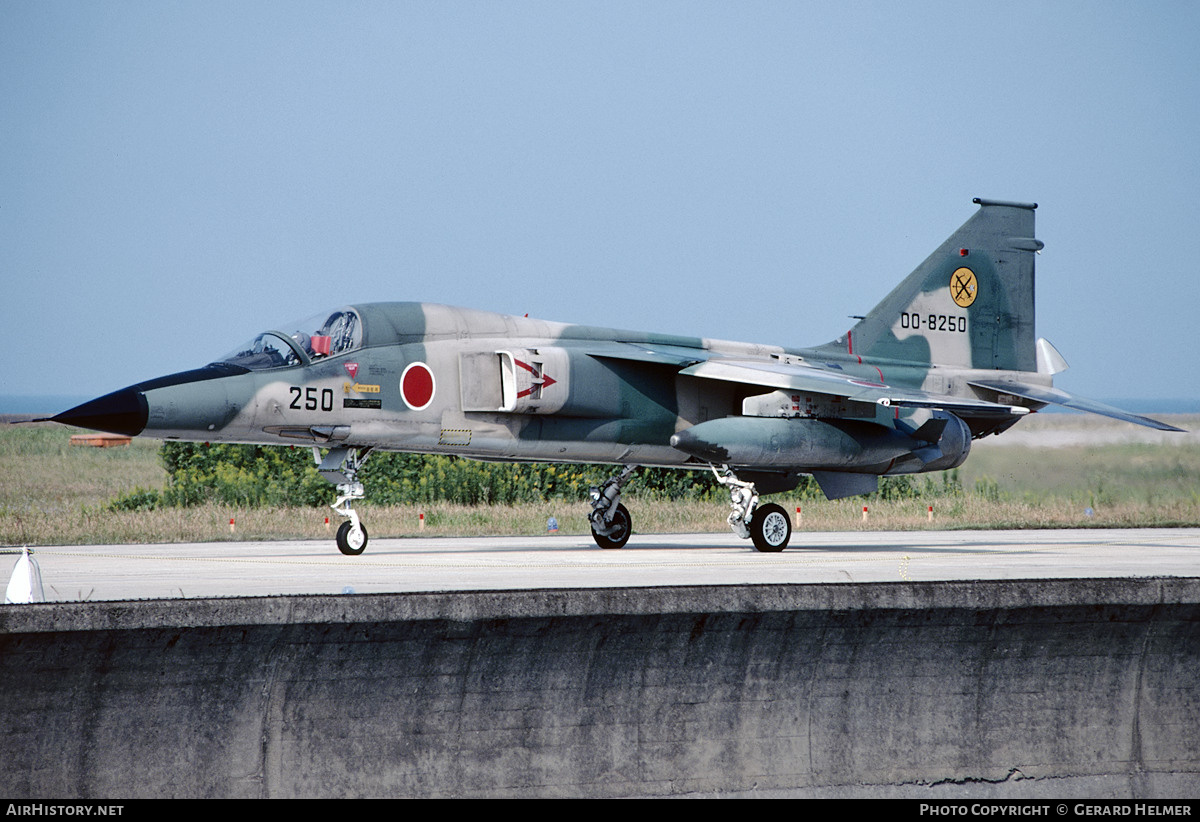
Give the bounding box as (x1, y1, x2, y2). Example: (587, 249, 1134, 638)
(316, 446, 373, 555)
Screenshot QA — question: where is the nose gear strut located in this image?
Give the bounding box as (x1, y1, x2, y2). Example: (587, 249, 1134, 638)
(315, 446, 373, 555)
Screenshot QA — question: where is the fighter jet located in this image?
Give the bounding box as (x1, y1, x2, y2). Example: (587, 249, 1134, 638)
(47, 198, 1182, 555)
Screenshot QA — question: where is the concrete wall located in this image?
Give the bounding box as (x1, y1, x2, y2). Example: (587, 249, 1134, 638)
(1, 579, 1197, 798)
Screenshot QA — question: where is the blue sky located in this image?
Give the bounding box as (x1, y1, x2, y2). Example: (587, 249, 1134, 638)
(2, 1, 1198, 408)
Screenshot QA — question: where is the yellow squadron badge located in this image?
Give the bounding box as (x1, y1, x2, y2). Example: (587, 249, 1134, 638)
(950, 267, 977, 308)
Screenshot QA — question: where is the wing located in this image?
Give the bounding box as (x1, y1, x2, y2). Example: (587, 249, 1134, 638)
(582, 344, 1027, 420)
(581, 340, 710, 367)
(679, 358, 1027, 419)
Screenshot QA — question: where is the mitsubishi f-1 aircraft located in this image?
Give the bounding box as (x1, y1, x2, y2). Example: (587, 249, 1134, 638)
(47, 198, 1182, 554)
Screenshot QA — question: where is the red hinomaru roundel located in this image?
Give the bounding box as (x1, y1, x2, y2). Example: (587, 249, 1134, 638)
(400, 362, 435, 410)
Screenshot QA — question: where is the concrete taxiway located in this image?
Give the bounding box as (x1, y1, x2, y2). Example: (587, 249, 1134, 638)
(5, 529, 1199, 798)
(9, 527, 1198, 602)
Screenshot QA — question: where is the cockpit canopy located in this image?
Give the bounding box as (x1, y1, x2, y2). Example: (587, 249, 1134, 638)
(216, 307, 363, 371)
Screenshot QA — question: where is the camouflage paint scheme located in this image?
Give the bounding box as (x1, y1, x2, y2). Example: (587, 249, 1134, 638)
(49, 199, 1182, 552)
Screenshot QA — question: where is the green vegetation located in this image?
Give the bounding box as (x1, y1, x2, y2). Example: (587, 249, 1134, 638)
(2, 417, 1196, 546)
(108, 441, 725, 510)
(104, 441, 959, 512)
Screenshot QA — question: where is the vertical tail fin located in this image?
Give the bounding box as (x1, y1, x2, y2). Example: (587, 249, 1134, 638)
(821, 198, 1042, 372)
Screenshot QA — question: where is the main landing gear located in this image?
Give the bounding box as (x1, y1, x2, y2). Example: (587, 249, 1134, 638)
(711, 465, 792, 552)
(316, 446, 373, 555)
(585, 463, 792, 552)
(588, 465, 637, 549)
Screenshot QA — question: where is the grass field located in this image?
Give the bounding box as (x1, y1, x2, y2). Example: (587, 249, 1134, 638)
(2, 415, 1197, 546)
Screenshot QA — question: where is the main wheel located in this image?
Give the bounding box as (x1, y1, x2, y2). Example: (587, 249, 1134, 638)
(749, 502, 791, 552)
(336, 520, 368, 556)
(591, 503, 632, 549)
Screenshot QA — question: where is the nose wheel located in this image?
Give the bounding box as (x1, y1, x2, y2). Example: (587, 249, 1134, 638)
(316, 446, 372, 556)
(335, 519, 368, 556)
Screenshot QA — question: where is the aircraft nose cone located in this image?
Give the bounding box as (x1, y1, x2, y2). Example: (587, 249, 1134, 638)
(52, 388, 148, 436)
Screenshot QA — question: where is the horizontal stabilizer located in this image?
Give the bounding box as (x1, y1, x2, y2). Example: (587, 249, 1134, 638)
(969, 380, 1185, 432)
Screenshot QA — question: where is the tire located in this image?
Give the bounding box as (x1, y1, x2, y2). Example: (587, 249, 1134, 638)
(336, 520, 368, 556)
(591, 503, 632, 549)
(749, 502, 791, 552)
